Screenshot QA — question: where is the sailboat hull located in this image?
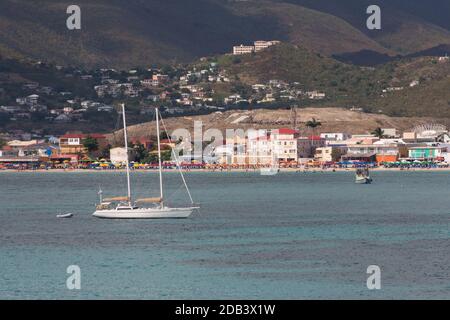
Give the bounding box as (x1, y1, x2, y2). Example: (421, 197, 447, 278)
(93, 207, 198, 219)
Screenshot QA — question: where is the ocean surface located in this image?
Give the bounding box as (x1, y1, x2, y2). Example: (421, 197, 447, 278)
(0, 171, 449, 299)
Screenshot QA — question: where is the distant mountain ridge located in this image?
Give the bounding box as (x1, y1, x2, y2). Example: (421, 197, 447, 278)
(0, 0, 449, 68)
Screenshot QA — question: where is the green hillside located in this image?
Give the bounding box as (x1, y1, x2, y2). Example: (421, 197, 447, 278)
(0, 0, 449, 68)
(211, 44, 450, 117)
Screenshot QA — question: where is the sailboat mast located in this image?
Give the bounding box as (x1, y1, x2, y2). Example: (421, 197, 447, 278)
(121, 103, 132, 204)
(155, 108, 164, 206)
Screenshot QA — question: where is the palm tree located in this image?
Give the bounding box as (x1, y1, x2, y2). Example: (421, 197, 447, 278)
(371, 127, 385, 138)
(305, 118, 322, 135)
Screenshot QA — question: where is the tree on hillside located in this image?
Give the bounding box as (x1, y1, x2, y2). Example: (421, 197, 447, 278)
(231, 83, 251, 99)
(371, 127, 385, 138)
(83, 136, 99, 153)
(306, 118, 322, 135)
(143, 151, 171, 164)
(100, 144, 112, 160)
(0, 138, 6, 149)
(132, 142, 149, 163)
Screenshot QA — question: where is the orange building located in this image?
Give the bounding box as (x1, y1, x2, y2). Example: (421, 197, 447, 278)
(376, 154, 398, 163)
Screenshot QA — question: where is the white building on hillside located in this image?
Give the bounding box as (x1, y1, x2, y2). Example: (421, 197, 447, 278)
(233, 45, 254, 55)
(254, 40, 280, 52)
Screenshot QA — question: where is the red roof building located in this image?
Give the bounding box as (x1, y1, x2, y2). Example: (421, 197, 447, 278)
(276, 128, 299, 135)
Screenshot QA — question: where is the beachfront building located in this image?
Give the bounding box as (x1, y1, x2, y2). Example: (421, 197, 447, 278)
(110, 147, 129, 165)
(219, 128, 300, 165)
(0, 139, 56, 168)
(408, 146, 446, 161)
(297, 136, 326, 159)
(5, 140, 55, 158)
(314, 147, 345, 163)
(224, 133, 248, 165)
(341, 152, 377, 163)
(271, 129, 300, 163)
(214, 145, 234, 165)
(247, 133, 273, 165)
(0, 151, 40, 167)
(342, 144, 402, 163)
(59, 133, 107, 155)
(58, 133, 108, 163)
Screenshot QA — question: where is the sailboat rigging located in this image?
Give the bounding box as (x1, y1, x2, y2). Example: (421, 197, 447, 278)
(93, 104, 199, 219)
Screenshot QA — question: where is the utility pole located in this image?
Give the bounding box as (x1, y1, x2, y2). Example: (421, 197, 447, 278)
(291, 105, 298, 130)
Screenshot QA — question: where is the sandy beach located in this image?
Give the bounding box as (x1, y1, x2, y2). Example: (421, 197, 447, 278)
(2, 167, 450, 173)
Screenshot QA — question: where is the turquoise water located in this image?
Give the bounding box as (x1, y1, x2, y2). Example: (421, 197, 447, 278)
(0, 171, 449, 299)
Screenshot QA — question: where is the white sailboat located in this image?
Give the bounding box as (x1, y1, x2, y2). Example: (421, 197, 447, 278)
(93, 104, 199, 219)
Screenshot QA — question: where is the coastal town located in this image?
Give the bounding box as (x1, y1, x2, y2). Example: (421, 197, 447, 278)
(1, 121, 450, 171)
(3, 1, 450, 303)
(0, 40, 330, 133)
(1, 40, 450, 172)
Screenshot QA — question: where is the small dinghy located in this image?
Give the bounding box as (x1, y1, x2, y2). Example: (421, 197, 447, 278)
(355, 167, 372, 184)
(57, 213, 74, 218)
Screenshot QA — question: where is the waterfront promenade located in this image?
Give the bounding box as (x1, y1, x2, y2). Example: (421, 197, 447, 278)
(2, 166, 450, 173)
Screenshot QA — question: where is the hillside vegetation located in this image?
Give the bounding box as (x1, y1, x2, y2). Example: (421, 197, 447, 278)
(211, 44, 450, 117)
(0, 0, 449, 67)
